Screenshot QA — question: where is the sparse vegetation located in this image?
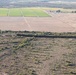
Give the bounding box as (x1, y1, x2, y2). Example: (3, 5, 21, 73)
(0, 31, 76, 75)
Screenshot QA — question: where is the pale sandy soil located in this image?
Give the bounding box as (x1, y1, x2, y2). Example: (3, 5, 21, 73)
(0, 13, 76, 32)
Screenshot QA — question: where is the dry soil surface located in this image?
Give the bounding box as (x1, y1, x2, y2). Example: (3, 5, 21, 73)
(0, 13, 76, 32)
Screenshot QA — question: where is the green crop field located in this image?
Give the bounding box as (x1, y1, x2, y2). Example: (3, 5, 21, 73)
(32, 8, 49, 17)
(9, 8, 22, 16)
(0, 8, 50, 17)
(0, 8, 8, 16)
(21, 8, 37, 17)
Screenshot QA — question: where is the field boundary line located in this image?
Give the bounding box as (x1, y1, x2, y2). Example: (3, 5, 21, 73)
(31, 9, 40, 17)
(31, 9, 39, 17)
(55, 14, 76, 32)
(43, 10, 51, 16)
(44, 10, 76, 32)
(39, 7, 51, 17)
(20, 8, 32, 31)
(7, 8, 10, 17)
(17, 34, 76, 38)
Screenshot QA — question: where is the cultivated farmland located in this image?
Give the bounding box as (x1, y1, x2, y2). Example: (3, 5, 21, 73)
(0, 7, 76, 32)
(0, 8, 50, 17)
(0, 13, 76, 32)
(0, 6, 76, 75)
(9, 8, 22, 16)
(0, 8, 8, 16)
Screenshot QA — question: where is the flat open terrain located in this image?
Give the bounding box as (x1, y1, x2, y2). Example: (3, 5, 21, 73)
(0, 7, 76, 32)
(0, 31, 76, 75)
(0, 13, 76, 32)
(42, 7, 76, 13)
(0, 8, 8, 16)
(0, 8, 50, 17)
(0, 7, 75, 17)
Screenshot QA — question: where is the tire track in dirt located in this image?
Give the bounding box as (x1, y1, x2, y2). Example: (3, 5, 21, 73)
(38, 40, 72, 75)
(46, 12, 76, 32)
(20, 8, 32, 31)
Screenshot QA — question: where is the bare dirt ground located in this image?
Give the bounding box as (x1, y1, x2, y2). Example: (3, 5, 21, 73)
(0, 32, 76, 75)
(0, 17, 30, 31)
(0, 13, 76, 32)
